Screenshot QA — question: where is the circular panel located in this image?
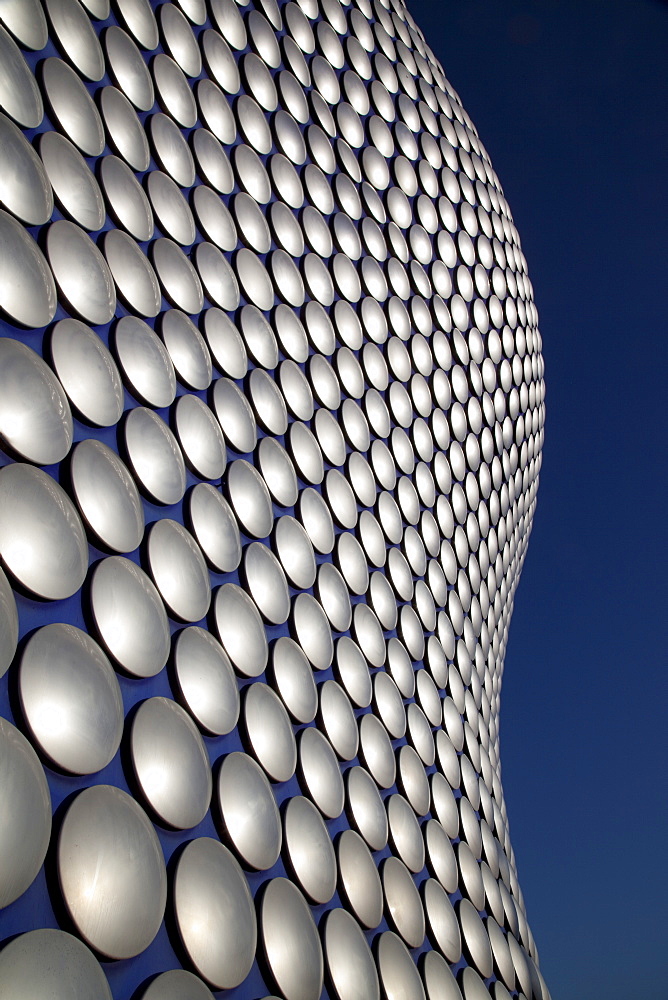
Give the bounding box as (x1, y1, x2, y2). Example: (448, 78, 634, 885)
(174, 838, 256, 990)
(299, 724, 344, 818)
(114, 315, 175, 408)
(140, 970, 215, 1000)
(203, 309, 247, 378)
(214, 583, 267, 678)
(271, 636, 317, 724)
(20, 623, 122, 775)
(105, 229, 161, 317)
(346, 764, 387, 851)
(149, 112, 196, 186)
(227, 458, 272, 538)
(353, 603, 385, 669)
(100, 85, 150, 170)
(217, 751, 280, 870)
(292, 592, 333, 670)
(0, 463, 87, 600)
(258, 437, 298, 507)
(42, 57, 103, 155)
(160, 2, 201, 77)
(192, 127, 233, 193)
(40, 130, 104, 232)
(193, 185, 237, 251)
(423, 877, 462, 962)
(274, 515, 316, 590)
(421, 950, 463, 1000)
(148, 519, 210, 622)
(458, 897, 494, 979)
(283, 794, 336, 904)
(105, 24, 154, 109)
(188, 483, 241, 574)
(0, 0, 47, 51)
(0, 716, 51, 907)
(387, 793, 425, 873)
(175, 394, 226, 481)
(153, 52, 196, 126)
(382, 856, 425, 948)
(0, 566, 18, 679)
(244, 541, 290, 626)
(115, 0, 158, 49)
(245, 682, 297, 782)
(91, 555, 170, 677)
(0, 929, 112, 1000)
(50, 320, 119, 426)
(162, 309, 213, 390)
(131, 696, 211, 829)
(124, 407, 186, 505)
(261, 878, 323, 1000)
(174, 626, 239, 738)
(46, 219, 115, 324)
(317, 563, 352, 634)
(0, 111, 52, 224)
(358, 713, 395, 789)
(320, 679, 358, 761)
(0, 25, 43, 126)
(0, 209, 57, 327)
(324, 908, 380, 1000)
(213, 378, 256, 454)
(0, 338, 72, 465)
(425, 818, 458, 893)
(376, 931, 426, 1000)
(152, 237, 203, 314)
(58, 785, 166, 959)
(337, 829, 383, 929)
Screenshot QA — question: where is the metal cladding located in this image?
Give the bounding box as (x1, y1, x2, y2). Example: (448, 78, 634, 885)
(0, 1, 547, 999)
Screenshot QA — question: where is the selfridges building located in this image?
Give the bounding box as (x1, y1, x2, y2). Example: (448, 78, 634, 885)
(0, 1, 548, 999)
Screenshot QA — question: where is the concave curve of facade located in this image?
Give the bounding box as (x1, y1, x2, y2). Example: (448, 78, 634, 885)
(0, 1, 548, 999)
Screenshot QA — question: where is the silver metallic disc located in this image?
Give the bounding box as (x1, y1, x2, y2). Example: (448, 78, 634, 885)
(0, 0, 47, 51)
(0, 111, 52, 224)
(283, 794, 336, 904)
(258, 437, 298, 507)
(458, 898, 494, 979)
(152, 237, 203, 314)
(140, 970, 215, 1000)
(50, 319, 124, 427)
(104, 229, 161, 317)
(0, 566, 18, 679)
(114, 315, 175, 407)
(421, 950, 463, 1000)
(0, 463, 87, 600)
(226, 458, 273, 538)
(175, 394, 226, 481)
(214, 583, 267, 678)
(147, 518, 210, 623)
(273, 515, 316, 590)
(245, 682, 296, 782)
(335, 635, 372, 709)
(131, 696, 211, 829)
(346, 765, 388, 851)
(162, 309, 212, 390)
(100, 155, 154, 237)
(270, 636, 317, 724)
(57, 784, 167, 959)
(0, 338, 72, 465)
(291, 592, 333, 670)
(0, 716, 51, 907)
(358, 712, 395, 789)
(376, 932, 426, 1000)
(382, 855, 425, 948)
(217, 751, 281, 870)
(100, 85, 150, 171)
(40, 130, 105, 231)
(19, 623, 123, 775)
(387, 793, 425, 874)
(104, 24, 154, 110)
(0, 25, 43, 127)
(174, 626, 240, 736)
(324, 907, 380, 1000)
(337, 829, 383, 929)
(298, 725, 344, 818)
(0, 929, 112, 1000)
(90, 555, 170, 677)
(213, 379, 257, 454)
(244, 541, 290, 625)
(0, 208, 56, 327)
(42, 57, 103, 155)
(174, 838, 256, 990)
(319, 678, 358, 761)
(125, 407, 185, 505)
(424, 877, 462, 962)
(188, 483, 241, 574)
(46, 219, 116, 324)
(203, 309, 247, 378)
(261, 877, 324, 1000)
(115, 0, 159, 50)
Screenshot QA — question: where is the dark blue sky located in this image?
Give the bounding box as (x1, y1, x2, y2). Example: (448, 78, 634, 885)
(408, 1, 668, 997)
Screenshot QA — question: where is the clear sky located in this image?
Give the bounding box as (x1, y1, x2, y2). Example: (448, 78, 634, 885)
(408, 1, 668, 997)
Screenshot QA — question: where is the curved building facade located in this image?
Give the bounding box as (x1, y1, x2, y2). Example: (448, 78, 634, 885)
(0, 1, 548, 999)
